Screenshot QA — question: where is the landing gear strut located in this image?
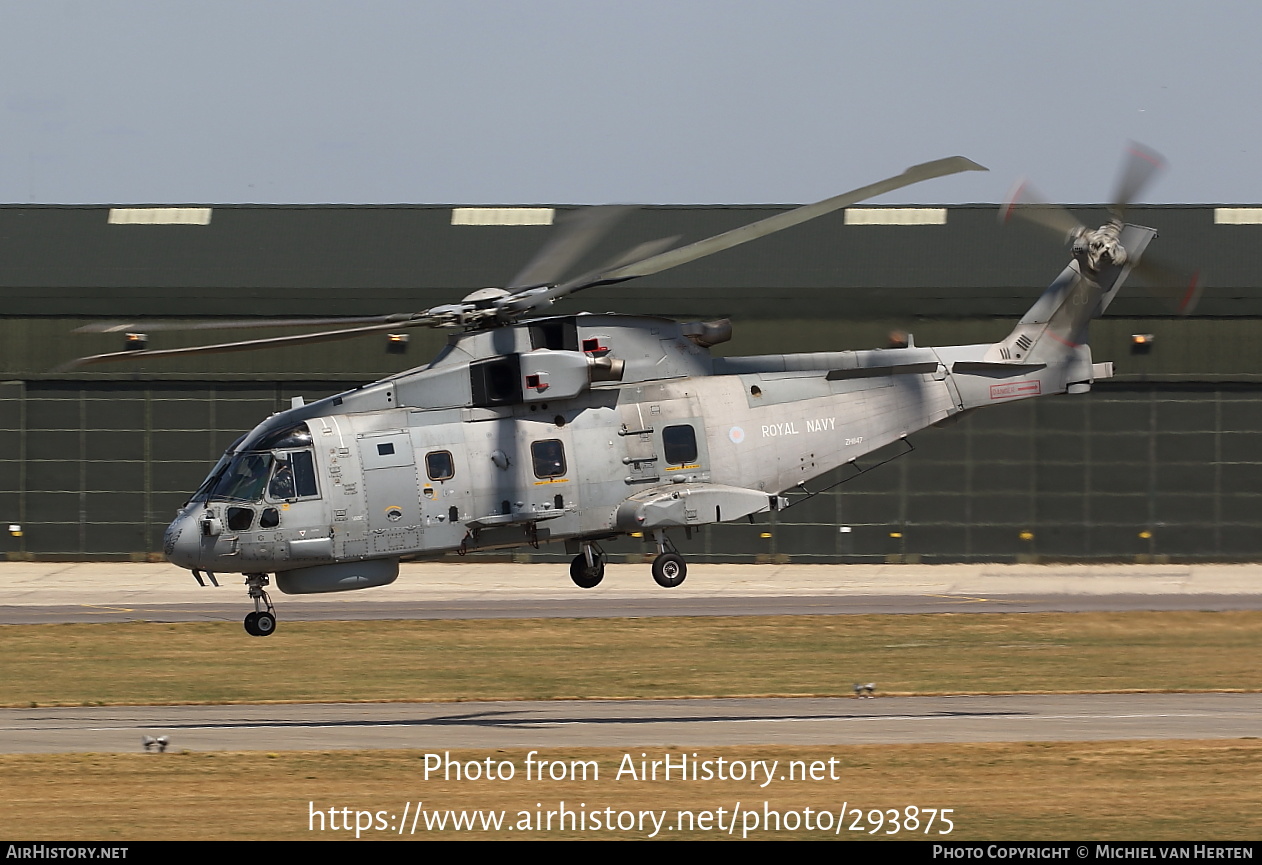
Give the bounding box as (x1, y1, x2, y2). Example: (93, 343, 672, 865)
(651, 530, 687, 588)
(243, 573, 277, 637)
(569, 542, 606, 589)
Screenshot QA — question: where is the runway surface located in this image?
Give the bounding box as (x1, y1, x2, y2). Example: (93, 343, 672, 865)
(3, 560, 1262, 624)
(5, 562, 1259, 755)
(8, 593, 1262, 624)
(3, 693, 1258, 754)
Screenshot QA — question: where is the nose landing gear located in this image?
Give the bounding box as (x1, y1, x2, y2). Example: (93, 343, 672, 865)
(569, 541, 607, 588)
(243, 573, 277, 637)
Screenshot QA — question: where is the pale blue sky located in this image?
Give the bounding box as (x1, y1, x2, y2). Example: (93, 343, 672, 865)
(2, 0, 1258, 205)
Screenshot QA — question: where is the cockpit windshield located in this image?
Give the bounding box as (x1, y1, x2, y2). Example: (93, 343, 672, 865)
(207, 452, 275, 503)
(190, 424, 320, 504)
(189, 434, 247, 503)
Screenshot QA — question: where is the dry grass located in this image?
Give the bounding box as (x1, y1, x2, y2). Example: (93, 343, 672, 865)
(3, 740, 1260, 840)
(2, 611, 1261, 707)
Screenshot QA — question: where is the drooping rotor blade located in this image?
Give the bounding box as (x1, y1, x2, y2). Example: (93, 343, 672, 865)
(74, 314, 413, 334)
(598, 235, 682, 272)
(1111, 141, 1166, 217)
(508, 156, 987, 315)
(502, 236, 683, 316)
(1000, 177, 1086, 240)
(57, 317, 441, 371)
(506, 205, 635, 291)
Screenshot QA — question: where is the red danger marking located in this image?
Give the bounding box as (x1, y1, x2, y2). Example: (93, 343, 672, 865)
(990, 380, 1042, 400)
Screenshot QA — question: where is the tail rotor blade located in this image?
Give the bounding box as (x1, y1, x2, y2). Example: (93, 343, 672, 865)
(1111, 141, 1166, 217)
(1133, 256, 1205, 315)
(1000, 177, 1085, 240)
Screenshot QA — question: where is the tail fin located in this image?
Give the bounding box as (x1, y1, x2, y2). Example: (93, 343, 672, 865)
(986, 222, 1157, 367)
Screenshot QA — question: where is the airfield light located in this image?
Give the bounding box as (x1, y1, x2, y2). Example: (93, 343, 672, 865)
(123, 332, 147, 351)
(386, 333, 410, 354)
(1130, 333, 1155, 355)
(7, 524, 20, 537)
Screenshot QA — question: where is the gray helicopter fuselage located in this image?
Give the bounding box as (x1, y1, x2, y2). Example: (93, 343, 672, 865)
(162, 272, 1123, 595)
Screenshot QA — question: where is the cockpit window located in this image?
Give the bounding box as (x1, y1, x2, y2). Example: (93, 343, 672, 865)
(207, 452, 274, 502)
(193, 426, 320, 504)
(267, 451, 318, 500)
(255, 423, 313, 450)
(190, 434, 248, 502)
(268, 457, 296, 500)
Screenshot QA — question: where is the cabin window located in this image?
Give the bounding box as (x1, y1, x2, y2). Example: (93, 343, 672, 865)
(260, 508, 280, 529)
(663, 424, 698, 465)
(531, 439, 567, 478)
(426, 450, 455, 481)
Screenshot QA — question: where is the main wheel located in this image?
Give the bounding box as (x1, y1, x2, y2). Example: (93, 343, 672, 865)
(651, 552, 687, 588)
(569, 553, 604, 589)
(244, 611, 260, 636)
(253, 611, 277, 636)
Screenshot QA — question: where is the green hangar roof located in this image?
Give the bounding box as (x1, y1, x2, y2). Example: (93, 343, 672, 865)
(0, 203, 1254, 319)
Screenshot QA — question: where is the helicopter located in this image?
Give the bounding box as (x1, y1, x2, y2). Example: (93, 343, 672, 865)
(66, 149, 1182, 637)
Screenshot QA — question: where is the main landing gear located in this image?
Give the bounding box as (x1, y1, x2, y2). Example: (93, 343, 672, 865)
(568, 531, 688, 589)
(650, 529, 686, 588)
(243, 573, 277, 637)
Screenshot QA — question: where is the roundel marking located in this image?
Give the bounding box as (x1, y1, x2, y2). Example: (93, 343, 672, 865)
(728, 426, 746, 444)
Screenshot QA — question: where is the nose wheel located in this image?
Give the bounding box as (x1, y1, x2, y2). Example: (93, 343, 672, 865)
(243, 574, 278, 637)
(569, 542, 607, 588)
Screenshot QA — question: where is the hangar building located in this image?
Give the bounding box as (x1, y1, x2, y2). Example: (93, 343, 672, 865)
(1, 202, 1259, 563)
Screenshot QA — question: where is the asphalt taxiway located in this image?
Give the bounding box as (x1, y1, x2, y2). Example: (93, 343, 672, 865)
(3, 693, 1258, 754)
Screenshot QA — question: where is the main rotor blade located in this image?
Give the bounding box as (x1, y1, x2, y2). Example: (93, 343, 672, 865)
(506, 205, 635, 291)
(524, 156, 987, 309)
(57, 318, 438, 370)
(497, 235, 683, 318)
(1111, 141, 1166, 218)
(75, 314, 412, 334)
